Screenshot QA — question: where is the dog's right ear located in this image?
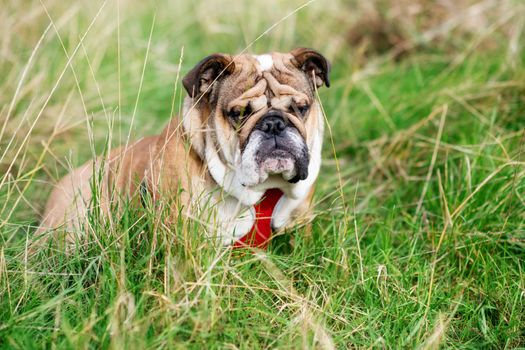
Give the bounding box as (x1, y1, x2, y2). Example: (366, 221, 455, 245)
(183, 54, 234, 98)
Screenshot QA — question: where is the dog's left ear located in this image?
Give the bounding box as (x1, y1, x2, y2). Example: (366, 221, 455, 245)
(183, 54, 234, 98)
(290, 48, 331, 88)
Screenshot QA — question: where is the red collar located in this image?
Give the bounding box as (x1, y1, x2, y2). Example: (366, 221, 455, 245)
(233, 188, 283, 249)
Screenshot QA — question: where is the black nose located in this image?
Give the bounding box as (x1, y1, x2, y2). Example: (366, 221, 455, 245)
(257, 114, 287, 135)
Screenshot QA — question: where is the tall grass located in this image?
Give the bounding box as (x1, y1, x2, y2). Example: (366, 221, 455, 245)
(1, 0, 525, 348)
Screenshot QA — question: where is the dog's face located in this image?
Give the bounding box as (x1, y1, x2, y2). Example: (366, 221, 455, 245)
(182, 48, 330, 199)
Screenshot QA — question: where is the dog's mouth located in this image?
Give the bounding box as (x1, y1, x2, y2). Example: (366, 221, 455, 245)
(256, 135, 309, 183)
(239, 126, 310, 187)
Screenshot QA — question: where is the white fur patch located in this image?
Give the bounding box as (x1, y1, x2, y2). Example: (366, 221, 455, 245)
(255, 54, 273, 72)
(238, 132, 264, 186)
(215, 196, 256, 245)
(205, 131, 264, 206)
(272, 195, 301, 229)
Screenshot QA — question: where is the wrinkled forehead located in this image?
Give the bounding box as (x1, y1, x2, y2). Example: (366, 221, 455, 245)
(219, 52, 312, 107)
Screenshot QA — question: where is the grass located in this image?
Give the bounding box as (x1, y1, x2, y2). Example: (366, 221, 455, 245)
(1, 0, 525, 348)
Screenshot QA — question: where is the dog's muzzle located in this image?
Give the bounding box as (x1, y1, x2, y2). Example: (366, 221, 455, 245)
(252, 111, 309, 183)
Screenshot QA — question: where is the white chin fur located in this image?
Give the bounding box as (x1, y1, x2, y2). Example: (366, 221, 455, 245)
(237, 133, 263, 187)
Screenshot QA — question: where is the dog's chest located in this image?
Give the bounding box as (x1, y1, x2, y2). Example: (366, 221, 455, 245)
(215, 196, 256, 245)
(213, 193, 296, 246)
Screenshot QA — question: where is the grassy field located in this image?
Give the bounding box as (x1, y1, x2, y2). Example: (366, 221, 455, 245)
(1, 0, 525, 348)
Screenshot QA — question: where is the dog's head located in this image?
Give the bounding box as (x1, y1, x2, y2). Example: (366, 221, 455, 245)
(182, 48, 330, 203)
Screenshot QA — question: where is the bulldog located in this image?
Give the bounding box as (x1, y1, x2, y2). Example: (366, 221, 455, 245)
(37, 48, 330, 248)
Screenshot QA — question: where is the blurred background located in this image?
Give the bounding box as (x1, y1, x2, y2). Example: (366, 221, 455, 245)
(1, 0, 525, 347)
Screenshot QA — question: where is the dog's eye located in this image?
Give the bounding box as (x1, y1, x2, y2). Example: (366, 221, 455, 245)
(297, 105, 309, 116)
(227, 104, 252, 120)
(227, 109, 241, 119)
(290, 103, 309, 117)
